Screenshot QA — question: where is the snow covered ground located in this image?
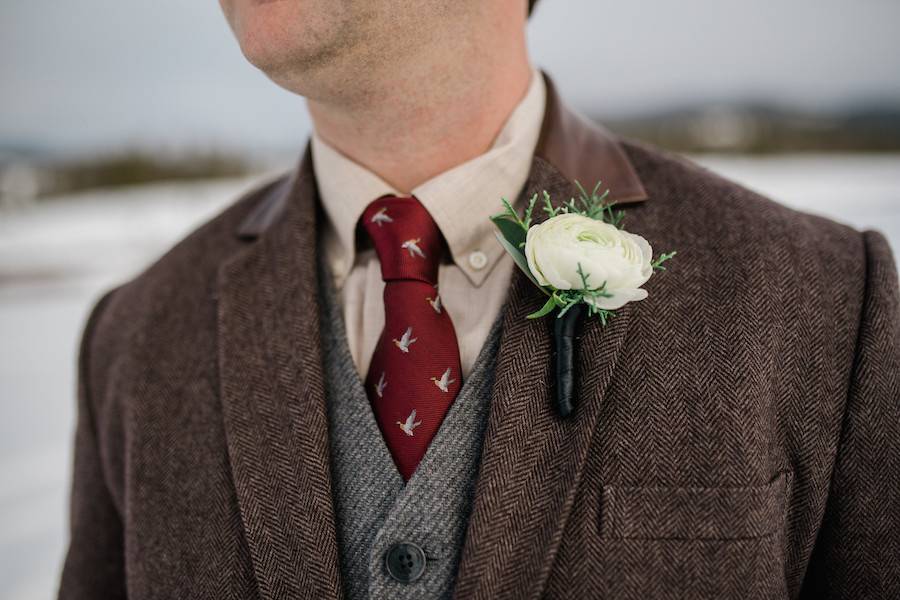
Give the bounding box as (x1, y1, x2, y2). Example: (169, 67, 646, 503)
(1, 154, 898, 599)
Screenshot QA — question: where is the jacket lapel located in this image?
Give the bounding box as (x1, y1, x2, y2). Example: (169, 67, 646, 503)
(217, 150, 343, 599)
(452, 72, 648, 599)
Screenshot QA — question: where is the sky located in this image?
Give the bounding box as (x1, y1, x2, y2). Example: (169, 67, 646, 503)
(2, 0, 899, 154)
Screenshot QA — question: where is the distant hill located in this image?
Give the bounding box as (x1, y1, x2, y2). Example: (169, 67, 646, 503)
(600, 103, 900, 153)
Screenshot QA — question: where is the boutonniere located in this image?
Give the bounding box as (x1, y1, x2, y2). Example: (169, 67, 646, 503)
(491, 181, 675, 418)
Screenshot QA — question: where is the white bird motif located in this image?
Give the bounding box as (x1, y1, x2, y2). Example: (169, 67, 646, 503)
(392, 326, 417, 353)
(396, 409, 422, 436)
(370, 207, 393, 227)
(426, 294, 442, 314)
(375, 371, 387, 398)
(401, 238, 426, 258)
(431, 367, 456, 393)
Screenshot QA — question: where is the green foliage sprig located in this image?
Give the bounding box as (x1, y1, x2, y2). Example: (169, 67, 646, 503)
(491, 180, 676, 323)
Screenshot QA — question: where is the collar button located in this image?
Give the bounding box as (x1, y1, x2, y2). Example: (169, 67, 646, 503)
(468, 250, 488, 271)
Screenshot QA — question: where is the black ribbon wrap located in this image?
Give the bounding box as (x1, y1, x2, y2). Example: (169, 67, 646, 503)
(553, 303, 586, 418)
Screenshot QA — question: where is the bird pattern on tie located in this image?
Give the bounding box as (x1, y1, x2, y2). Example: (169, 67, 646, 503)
(362, 195, 463, 481)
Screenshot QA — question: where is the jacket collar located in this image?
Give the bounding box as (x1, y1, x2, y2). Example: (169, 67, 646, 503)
(234, 70, 647, 240)
(218, 70, 646, 600)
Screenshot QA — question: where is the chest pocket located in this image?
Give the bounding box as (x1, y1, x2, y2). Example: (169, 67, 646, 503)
(591, 471, 794, 599)
(599, 470, 792, 540)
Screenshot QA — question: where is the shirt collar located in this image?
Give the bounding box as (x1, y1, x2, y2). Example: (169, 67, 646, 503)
(312, 66, 547, 288)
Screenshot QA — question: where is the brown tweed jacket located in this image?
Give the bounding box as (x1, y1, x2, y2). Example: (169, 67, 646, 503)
(58, 74, 900, 600)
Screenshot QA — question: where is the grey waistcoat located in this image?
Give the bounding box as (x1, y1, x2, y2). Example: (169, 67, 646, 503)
(318, 263, 503, 600)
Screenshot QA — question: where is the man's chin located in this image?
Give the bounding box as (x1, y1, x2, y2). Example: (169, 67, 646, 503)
(245, 48, 334, 98)
(234, 26, 309, 78)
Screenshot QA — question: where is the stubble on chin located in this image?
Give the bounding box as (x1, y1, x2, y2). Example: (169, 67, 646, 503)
(247, 9, 374, 99)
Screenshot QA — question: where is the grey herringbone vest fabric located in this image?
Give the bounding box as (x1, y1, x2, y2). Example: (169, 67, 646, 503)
(318, 263, 503, 600)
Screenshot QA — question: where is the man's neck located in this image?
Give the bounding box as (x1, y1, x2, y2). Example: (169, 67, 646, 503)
(306, 41, 533, 193)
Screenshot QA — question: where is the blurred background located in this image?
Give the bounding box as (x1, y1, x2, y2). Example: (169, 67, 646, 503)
(2, 0, 899, 597)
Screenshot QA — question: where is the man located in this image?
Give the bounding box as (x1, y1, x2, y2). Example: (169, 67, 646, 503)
(58, 0, 899, 598)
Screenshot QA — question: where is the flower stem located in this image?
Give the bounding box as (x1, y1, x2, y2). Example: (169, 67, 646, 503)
(554, 302, 586, 418)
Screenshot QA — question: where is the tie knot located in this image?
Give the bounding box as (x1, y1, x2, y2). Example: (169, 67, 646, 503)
(362, 195, 443, 284)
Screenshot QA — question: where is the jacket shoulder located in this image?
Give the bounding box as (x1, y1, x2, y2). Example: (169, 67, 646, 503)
(619, 138, 866, 256)
(617, 138, 873, 362)
(82, 172, 291, 391)
(118, 171, 286, 287)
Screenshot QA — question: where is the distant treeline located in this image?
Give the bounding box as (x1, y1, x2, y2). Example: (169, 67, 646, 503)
(0, 149, 261, 205)
(602, 104, 900, 154)
(3, 104, 900, 203)
(46, 151, 255, 196)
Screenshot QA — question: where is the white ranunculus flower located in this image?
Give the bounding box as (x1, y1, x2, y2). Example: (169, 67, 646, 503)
(524, 213, 654, 310)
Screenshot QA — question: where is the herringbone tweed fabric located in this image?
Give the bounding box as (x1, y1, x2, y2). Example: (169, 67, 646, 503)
(320, 256, 504, 600)
(58, 79, 899, 599)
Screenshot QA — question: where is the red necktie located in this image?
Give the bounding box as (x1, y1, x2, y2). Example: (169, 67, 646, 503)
(361, 195, 463, 481)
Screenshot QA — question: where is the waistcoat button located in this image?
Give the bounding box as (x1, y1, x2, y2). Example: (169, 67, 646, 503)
(385, 542, 426, 583)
